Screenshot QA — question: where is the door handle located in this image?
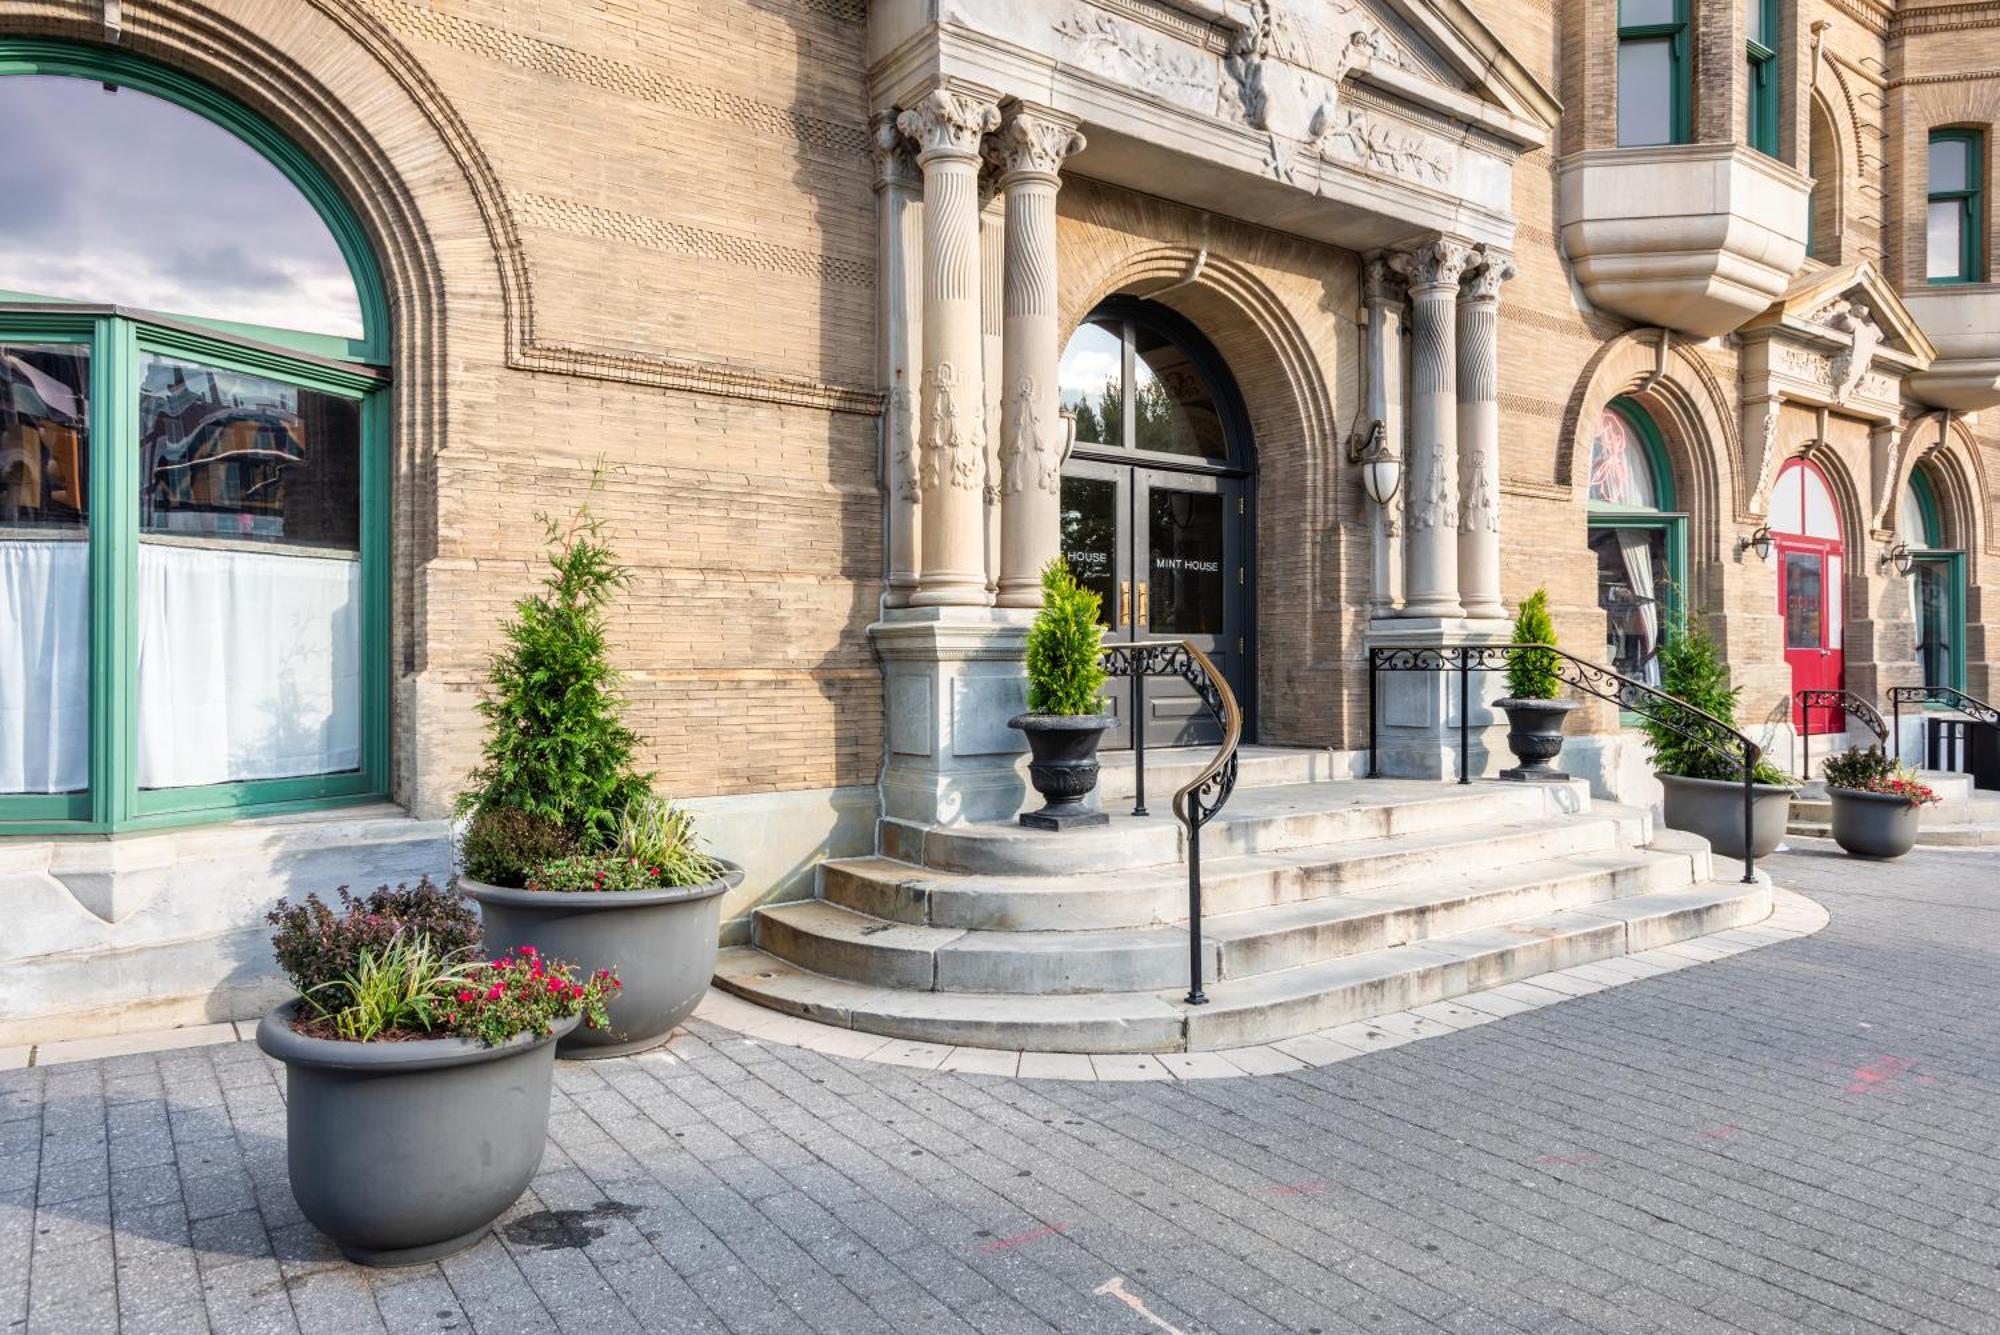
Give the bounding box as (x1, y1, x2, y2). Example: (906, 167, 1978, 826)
(1138, 583, 1150, 627)
(1119, 580, 1131, 626)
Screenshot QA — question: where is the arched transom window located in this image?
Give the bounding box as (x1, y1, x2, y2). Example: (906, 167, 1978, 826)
(0, 46, 387, 832)
(1586, 399, 1683, 689)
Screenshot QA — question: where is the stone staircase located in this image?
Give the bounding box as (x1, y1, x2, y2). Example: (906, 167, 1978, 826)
(715, 748, 1773, 1054)
(1789, 771, 2000, 847)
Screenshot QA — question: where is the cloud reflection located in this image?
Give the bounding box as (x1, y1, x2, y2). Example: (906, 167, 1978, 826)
(0, 75, 362, 339)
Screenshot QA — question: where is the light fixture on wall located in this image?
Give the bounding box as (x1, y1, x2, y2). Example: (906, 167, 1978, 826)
(1880, 539, 1914, 577)
(1739, 524, 1774, 563)
(1348, 418, 1399, 507)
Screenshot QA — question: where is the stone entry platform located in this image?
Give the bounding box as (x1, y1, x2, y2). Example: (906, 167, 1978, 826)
(1789, 771, 2000, 847)
(716, 755, 1773, 1053)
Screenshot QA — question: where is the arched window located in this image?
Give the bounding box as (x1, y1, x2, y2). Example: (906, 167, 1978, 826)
(1586, 399, 1683, 688)
(1902, 469, 1965, 692)
(0, 45, 387, 832)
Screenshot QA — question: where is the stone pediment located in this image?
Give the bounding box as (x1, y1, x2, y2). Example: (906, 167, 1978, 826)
(1738, 262, 1936, 426)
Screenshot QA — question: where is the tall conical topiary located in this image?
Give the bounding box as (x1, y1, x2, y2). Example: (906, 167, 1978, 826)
(1024, 558, 1108, 716)
(1505, 587, 1560, 701)
(457, 493, 652, 847)
(1644, 607, 1791, 785)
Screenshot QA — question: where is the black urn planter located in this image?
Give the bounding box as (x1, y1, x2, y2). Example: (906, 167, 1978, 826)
(1827, 787, 1921, 859)
(256, 1003, 577, 1267)
(1009, 713, 1115, 830)
(464, 861, 742, 1060)
(1495, 697, 1579, 781)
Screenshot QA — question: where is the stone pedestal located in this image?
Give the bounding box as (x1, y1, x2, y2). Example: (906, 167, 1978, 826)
(871, 607, 1034, 826)
(1366, 617, 1516, 781)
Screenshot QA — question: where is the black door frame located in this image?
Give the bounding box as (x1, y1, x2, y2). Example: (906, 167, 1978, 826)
(1060, 295, 1258, 746)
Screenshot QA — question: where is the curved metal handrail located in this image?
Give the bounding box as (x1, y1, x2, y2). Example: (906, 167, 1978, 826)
(1796, 689, 1888, 743)
(1888, 684, 2000, 769)
(1368, 643, 1767, 884)
(1100, 639, 1241, 1006)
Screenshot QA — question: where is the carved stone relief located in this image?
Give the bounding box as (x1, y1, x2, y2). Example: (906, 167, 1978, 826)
(923, 361, 985, 492)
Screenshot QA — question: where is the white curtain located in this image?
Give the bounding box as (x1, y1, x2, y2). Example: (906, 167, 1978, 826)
(0, 540, 89, 794)
(1617, 528, 1660, 687)
(137, 543, 361, 789)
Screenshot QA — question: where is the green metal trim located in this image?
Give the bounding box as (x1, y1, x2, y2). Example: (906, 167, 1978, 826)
(0, 40, 387, 364)
(1908, 468, 1944, 547)
(1591, 396, 1677, 511)
(136, 323, 380, 398)
(1616, 0, 1691, 147)
(1929, 128, 1984, 285)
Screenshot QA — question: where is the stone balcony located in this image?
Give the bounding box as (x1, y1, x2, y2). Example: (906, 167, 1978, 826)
(1557, 142, 1811, 338)
(1904, 285, 2000, 410)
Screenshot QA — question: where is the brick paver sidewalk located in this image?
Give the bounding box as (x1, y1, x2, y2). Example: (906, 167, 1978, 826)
(5, 842, 1998, 1334)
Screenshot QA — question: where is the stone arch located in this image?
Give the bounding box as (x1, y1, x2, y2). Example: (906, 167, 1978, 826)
(1808, 88, 1845, 264)
(1896, 413, 1992, 581)
(0, 1, 518, 803)
(1558, 331, 1740, 587)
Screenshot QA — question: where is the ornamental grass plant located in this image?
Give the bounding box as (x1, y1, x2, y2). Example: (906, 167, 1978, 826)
(1025, 558, 1108, 717)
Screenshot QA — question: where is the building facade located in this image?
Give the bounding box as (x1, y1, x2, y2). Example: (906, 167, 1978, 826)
(1, 0, 1996, 1041)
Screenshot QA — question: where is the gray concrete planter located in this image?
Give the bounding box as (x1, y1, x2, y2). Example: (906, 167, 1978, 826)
(1496, 697, 1579, 781)
(1828, 787, 1921, 860)
(1658, 772, 1793, 860)
(464, 862, 741, 1059)
(256, 1003, 576, 1267)
(1009, 714, 1115, 831)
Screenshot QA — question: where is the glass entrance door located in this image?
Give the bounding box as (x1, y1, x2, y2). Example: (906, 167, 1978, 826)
(1911, 553, 1964, 691)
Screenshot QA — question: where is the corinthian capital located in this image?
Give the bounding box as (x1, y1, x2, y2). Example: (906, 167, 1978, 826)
(990, 106, 1086, 181)
(896, 86, 1002, 163)
(1362, 254, 1406, 307)
(870, 111, 919, 190)
(1462, 248, 1516, 301)
(1388, 236, 1475, 293)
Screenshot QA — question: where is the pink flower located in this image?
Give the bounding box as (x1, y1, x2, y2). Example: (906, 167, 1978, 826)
(486, 982, 504, 1001)
(456, 990, 475, 1004)
(517, 945, 537, 957)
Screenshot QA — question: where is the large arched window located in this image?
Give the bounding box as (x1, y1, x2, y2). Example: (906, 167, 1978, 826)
(1901, 469, 1965, 692)
(0, 44, 388, 832)
(1586, 398, 1683, 688)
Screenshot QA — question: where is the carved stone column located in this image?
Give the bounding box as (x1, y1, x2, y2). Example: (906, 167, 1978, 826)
(1456, 249, 1512, 621)
(980, 182, 1005, 596)
(1362, 255, 1406, 616)
(872, 114, 923, 608)
(994, 105, 1086, 608)
(900, 86, 1002, 607)
(1390, 237, 1474, 620)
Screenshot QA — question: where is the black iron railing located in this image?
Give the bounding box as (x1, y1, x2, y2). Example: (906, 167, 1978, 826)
(1889, 685, 2000, 772)
(1367, 644, 1765, 884)
(1100, 641, 1241, 1006)
(1795, 689, 1887, 777)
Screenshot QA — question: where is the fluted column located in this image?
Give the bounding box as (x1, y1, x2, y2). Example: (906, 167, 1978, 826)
(980, 182, 1005, 597)
(994, 105, 1086, 608)
(1390, 236, 1474, 619)
(1456, 249, 1512, 621)
(872, 114, 923, 608)
(899, 86, 1002, 607)
(1363, 255, 1406, 616)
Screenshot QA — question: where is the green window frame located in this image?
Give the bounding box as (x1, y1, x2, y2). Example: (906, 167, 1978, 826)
(1928, 129, 1984, 285)
(1588, 399, 1686, 718)
(0, 43, 390, 835)
(1905, 470, 1967, 693)
(1617, 0, 1691, 148)
(1746, 0, 1779, 157)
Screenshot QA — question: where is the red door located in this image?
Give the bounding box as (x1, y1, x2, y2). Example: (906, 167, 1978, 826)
(1771, 459, 1845, 734)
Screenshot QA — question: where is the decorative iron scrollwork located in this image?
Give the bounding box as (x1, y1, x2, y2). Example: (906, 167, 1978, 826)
(1888, 685, 2000, 729)
(1797, 689, 1888, 743)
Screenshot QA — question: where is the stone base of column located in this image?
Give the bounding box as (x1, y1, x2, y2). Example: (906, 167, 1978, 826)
(1366, 617, 1520, 782)
(870, 606, 1035, 826)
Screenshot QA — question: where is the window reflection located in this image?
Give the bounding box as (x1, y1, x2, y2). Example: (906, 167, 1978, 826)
(1590, 527, 1667, 687)
(1133, 326, 1227, 459)
(1148, 488, 1224, 634)
(1059, 474, 1118, 627)
(1058, 320, 1121, 448)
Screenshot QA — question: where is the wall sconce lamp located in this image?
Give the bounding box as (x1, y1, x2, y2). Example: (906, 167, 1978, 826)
(1880, 540, 1914, 578)
(1348, 419, 1399, 507)
(1740, 525, 1773, 563)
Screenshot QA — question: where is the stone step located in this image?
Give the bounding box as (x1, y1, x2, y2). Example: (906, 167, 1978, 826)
(714, 879, 1771, 1054)
(1788, 791, 2000, 828)
(1096, 745, 1354, 804)
(1788, 818, 2000, 847)
(821, 807, 1656, 933)
(880, 778, 1587, 877)
(761, 840, 1702, 995)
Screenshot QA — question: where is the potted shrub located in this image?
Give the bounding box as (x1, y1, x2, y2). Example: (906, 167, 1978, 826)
(1642, 609, 1796, 859)
(455, 497, 741, 1058)
(255, 881, 616, 1266)
(1820, 745, 1940, 859)
(1495, 588, 1577, 781)
(1009, 558, 1115, 830)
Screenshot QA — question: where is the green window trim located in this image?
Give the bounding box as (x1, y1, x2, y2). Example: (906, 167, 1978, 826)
(1746, 0, 1779, 158)
(1907, 467, 1944, 549)
(0, 43, 391, 835)
(1590, 399, 1686, 722)
(1910, 552, 1967, 694)
(1929, 128, 1984, 286)
(1617, 0, 1692, 147)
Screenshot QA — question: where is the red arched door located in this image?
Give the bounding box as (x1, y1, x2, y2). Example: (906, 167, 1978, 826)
(1771, 459, 1845, 733)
